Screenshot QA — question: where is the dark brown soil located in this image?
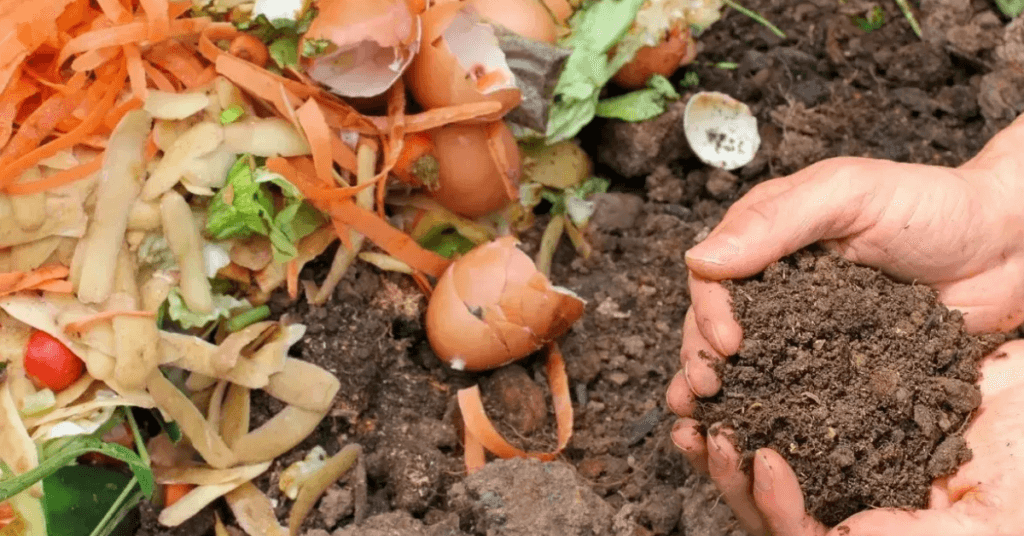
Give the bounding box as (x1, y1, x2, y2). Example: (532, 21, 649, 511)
(696, 248, 1004, 526)
(133, 0, 1024, 534)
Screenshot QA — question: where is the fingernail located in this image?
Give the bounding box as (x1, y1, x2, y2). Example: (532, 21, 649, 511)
(685, 245, 725, 266)
(755, 452, 774, 492)
(707, 432, 727, 472)
(703, 319, 726, 354)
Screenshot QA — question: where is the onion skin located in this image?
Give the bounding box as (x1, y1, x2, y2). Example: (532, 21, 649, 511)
(428, 121, 520, 218)
(405, 1, 521, 121)
(612, 26, 698, 90)
(426, 237, 585, 371)
(469, 0, 557, 43)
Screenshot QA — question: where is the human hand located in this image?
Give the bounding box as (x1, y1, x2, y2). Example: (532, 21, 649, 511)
(669, 340, 1024, 536)
(667, 116, 1024, 412)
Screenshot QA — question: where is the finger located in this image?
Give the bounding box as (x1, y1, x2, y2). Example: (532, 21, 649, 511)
(830, 504, 986, 536)
(688, 273, 742, 357)
(686, 157, 877, 280)
(682, 301, 733, 397)
(935, 258, 1024, 333)
(671, 418, 709, 475)
(977, 339, 1024, 399)
(929, 476, 952, 509)
(666, 369, 697, 417)
(752, 449, 828, 536)
(707, 428, 768, 536)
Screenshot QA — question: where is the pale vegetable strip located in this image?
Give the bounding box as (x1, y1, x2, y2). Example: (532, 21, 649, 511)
(287, 444, 361, 536)
(225, 482, 288, 536)
(264, 358, 340, 413)
(76, 110, 151, 304)
(231, 405, 325, 464)
(146, 370, 238, 469)
(159, 190, 213, 313)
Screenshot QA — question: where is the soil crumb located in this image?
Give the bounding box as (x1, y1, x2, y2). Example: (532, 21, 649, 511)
(697, 247, 1003, 526)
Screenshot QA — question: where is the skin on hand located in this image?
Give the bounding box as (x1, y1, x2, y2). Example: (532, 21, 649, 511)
(667, 115, 1024, 535)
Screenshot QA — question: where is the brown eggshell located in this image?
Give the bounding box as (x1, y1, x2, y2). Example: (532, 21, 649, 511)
(612, 26, 698, 90)
(306, 0, 415, 47)
(428, 121, 520, 218)
(469, 0, 557, 43)
(405, 1, 522, 121)
(425, 236, 585, 371)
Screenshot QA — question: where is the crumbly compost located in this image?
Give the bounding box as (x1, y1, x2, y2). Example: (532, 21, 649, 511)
(697, 248, 1003, 526)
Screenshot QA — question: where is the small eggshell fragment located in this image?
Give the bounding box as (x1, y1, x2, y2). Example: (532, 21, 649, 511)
(426, 236, 585, 371)
(469, 0, 557, 44)
(612, 26, 697, 90)
(428, 121, 520, 218)
(405, 2, 521, 121)
(303, 0, 421, 98)
(683, 91, 760, 170)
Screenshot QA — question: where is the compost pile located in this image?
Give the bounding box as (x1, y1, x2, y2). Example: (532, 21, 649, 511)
(697, 247, 1003, 526)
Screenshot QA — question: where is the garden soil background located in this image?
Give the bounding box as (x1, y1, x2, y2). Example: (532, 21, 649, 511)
(134, 0, 1024, 534)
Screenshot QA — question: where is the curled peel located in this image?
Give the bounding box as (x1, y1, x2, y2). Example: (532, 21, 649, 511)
(459, 342, 573, 472)
(426, 236, 584, 371)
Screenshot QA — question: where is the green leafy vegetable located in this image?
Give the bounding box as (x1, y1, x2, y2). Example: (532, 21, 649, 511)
(206, 156, 326, 263)
(269, 35, 299, 69)
(994, 0, 1024, 16)
(43, 466, 137, 536)
(166, 287, 249, 330)
(219, 104, 245, 125)
(853, 5, 885, 31)
(417, 225, 477, 259)
(595, 75, 680, 122)
(302, 38, 332, 58)
(680, 71, 700, 88)
(546, 0, 647, 143)
(0, 436, 154, 503)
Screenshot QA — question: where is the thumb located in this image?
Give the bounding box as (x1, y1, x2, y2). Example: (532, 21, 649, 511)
(829, 505, 985, 536)
(686, 158, 879, 280)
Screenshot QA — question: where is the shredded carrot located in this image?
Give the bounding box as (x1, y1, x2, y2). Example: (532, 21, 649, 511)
(0, 61, 124, 188)
(330, 136, 359, 176)
(286, 259, 299, 301)
(391, 132, 434, 186)
(142, 61, 177, 92)
(0, 71, 87, 163)
(63, 309, 156, 337)
(123, 44, 148, 99)
(94, 0, 132, 24)
(227, 34, 268, 68)
(58, 17, 211, 67)
(0, 71, 36, 149)
(458, 343, 573, 466)
(295, 99, 334, 186)
(138, 0, 170, 42)
(6, 156, 101, 196)
(32, 279, 74, 294)
(371, 101, 503, 133)
(464, 424, 486, 474)
(0, 264, 72, 297)
(411, 271, 433, 298)
(215, 54, 302, 125)
(145, 40, 208, 88)
(70, 45, 121, 72)
(375, 80, 407, 218)
(103, 96, 144, 132)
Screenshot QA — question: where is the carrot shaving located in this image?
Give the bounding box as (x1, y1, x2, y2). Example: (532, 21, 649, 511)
(145, 40, 207, 88)
(370, 101, 503, 133)
(215, 54, 301, 124)
(6, 156, 101, 196)
(102, 96, 144, 132)
(94, 0, 132, 24)
(0, 264, 73, 298)
(0, 61, 124, 187)
(295, 99, 334, 186)
(0, 72, 36, 149)
(142, 61, 176, 92)
(138, 0, 170, 42)
(411, 271, 433, 298)
(123, 44, 148, 99)
(330, 135, 359, 176)
(64, 310, 156, 337)
(31, 279, 74, 294)
(458, 343, 573, 467)
(391, 132, 434, 186)
(58, 17, 211, 67)
(286, 259, 299, 301)
(70, 45, 121, 72)
(0, 71, 87, 164)
(375, 79, 407, 218)
(464, 424, 486, 474)
(485, 122, 518, 202)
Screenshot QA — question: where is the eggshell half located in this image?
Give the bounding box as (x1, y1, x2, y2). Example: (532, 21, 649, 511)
(428, 121, 520, 218)
(613, 26, 698, 90)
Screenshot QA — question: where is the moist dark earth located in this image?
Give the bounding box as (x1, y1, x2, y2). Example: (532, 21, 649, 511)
(135, 0, 1024, 534)
(695, 248, 1003, 526)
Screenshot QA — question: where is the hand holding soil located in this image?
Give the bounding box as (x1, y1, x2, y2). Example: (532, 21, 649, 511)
(666, 114, 1024, 535)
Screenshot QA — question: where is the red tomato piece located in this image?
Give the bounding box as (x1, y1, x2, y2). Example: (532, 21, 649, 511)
(24, 330, 84, 392)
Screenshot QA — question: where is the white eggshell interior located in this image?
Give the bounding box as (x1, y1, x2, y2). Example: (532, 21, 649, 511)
(683, 91, 760, 170)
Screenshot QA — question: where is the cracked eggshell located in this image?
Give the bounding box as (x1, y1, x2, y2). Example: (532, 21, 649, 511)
(612, 25, 697, 90)
(426, 236, 585, 371)
(683, 91, 760, 170)
(468, 0, 558, 44)
(303, 0, 421, 98)
(428, 121, 521, 218)
(405, 1, 521, 121)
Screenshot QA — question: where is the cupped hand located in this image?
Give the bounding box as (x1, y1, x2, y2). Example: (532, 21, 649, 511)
(667, 118, 1024, 415)
(669, 340, 1024, 536)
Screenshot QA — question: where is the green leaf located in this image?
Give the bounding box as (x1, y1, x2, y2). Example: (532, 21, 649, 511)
(219, 104, 245, 125)
(1, 436, 154, 502)
(595, 74, 680, 122)
(302, 38, 332, 58)
(546, 0, 647, 143)
(853, 5, 886, 31)
(994, 0, 1024, 16)
(42, 466, 137, 536)
(152, 410, 183, 443)
(417, 225, 476, 259)
(165, 287, 249, 330)
(269, 35, 300, 69)
(206, 156, 273, 240)
(679, 71, 700, 88)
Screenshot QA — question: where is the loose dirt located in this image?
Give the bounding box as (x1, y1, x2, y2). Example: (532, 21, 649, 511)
(697, 248, 1004, 525)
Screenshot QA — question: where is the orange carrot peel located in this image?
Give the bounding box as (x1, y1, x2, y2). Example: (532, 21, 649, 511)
(0, 264, 73, 298)
(458, 342, 574, 473)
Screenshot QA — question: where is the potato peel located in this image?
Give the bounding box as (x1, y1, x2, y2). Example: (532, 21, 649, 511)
(457, 342, 573, 472)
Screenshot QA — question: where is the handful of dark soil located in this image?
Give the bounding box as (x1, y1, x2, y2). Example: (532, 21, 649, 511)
(696, 248, 1003, 526)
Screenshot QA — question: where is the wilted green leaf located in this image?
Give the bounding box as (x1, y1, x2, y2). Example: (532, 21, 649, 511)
(43, 466, 137, 536)
(995, 0, 1024, 16)
(595, 74, 680, 122)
